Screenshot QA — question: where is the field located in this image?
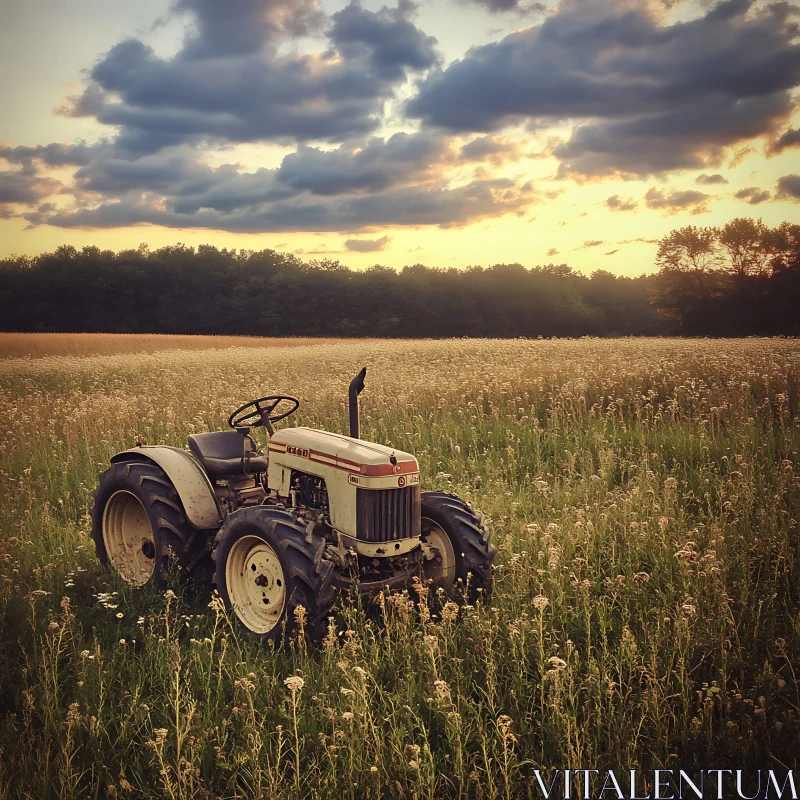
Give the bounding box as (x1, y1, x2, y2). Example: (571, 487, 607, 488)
(0, 336, 798, 799)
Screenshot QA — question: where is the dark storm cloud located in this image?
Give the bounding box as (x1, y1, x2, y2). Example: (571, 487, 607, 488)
(644, 186, 710, 213)
(24, 177, 534, 233)
(345, 235, 390, 251)
(695, 173, 729, 185)
(59, 0, 440, 153)
(768, 127, 800, 155)
(734, 186, 770, 205)
(605, 195, 637, 211)
(408, 0, 800, 177)
(776, 174, 800, 200)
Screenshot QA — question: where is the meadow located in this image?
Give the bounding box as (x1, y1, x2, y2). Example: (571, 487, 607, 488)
(0, 336, 798, 799)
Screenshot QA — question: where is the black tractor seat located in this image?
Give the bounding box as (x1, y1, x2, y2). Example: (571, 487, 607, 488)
(187, 431, 268, 480)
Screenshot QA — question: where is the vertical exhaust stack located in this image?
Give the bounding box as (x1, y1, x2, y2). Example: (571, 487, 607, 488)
(349, 367, 367, 439)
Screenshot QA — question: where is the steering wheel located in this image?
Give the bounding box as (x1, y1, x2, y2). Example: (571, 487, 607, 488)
(228, 395, 299, 434)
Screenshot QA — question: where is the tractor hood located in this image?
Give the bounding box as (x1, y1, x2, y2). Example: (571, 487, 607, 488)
(269, 427, 418, 477)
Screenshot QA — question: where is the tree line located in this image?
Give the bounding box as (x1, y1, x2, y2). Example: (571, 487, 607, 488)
(0, 217, 797, 338)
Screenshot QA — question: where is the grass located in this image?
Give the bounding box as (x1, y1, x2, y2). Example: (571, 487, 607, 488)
(0, 336, 798, 798)
(0, 334, 351, 360)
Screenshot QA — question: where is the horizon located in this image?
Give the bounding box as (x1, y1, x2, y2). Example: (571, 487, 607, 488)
(1, 0, 799, 276)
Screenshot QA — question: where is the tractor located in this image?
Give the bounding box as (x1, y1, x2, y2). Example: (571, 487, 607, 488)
(91, 369, 496, 640)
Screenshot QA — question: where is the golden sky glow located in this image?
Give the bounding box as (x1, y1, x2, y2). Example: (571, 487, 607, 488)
(1, 0, 799, 275)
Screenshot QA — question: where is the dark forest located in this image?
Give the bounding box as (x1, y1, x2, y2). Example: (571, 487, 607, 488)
(1, 218, 798, 338)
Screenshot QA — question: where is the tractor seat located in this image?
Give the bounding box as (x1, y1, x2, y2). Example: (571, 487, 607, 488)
(187, 431, 268, 480)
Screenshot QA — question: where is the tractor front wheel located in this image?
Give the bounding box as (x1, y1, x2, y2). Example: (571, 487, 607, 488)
(214, 507, 336, 643)
(91, 459, 209, 587)
(421, 491, 496, 602)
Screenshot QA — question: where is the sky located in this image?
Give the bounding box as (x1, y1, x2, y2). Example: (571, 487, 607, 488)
(1, 0, 799, 276)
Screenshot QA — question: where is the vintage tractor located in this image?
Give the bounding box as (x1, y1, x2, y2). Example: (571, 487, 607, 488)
(91, 369, 496, 640)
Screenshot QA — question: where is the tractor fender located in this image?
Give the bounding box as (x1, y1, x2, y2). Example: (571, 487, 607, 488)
(111, 446, 222, 530)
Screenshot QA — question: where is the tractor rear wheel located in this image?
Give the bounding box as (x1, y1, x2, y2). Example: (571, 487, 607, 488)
(421, 491, 496, 602)
(214, 507, 337, 643)
(91, 459, 209, 587)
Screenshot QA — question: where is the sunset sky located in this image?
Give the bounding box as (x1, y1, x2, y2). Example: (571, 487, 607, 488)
(1, 0, 799, 275)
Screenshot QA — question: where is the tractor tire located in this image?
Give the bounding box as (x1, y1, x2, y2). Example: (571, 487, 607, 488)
(421, 491, 496, 603)
(214, 506, 337, 643)
(91, 459, 210, 588)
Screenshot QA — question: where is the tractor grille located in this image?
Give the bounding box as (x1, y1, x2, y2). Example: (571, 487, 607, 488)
(356, 486, 421, 542)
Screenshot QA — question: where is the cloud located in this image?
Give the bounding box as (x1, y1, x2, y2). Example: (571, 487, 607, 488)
(459, 135, 521, 165)
(24, 175, 535, 233)
(458, 0, 547, 15)
(776, 174, 800, 201)
(345, 235, 390, 251)
(604, 249, 619, 255)
(0, 170, 63, 215)
(13, 125, 542, 233)
(734, 186, 770, 205)
(583, 240, 604, 248)
(408, 0, 800, 178)
(276, 132, 451, 196)
(173, 0, 325, 59)
(644, 186, 711, 214)
(546, 247, 559, 256)
(605, 194, 637, 212)
(0, 142, 104, 169)
(768, 127, 800, 155)
(57, 0, 440, 154)
(695, 173, 728, 185)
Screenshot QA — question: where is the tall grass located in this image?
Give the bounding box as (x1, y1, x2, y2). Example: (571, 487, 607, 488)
(0, 338, 798, 798)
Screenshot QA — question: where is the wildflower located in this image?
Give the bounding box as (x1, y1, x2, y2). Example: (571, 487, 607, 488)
(340, 687, 354, 696)
(65, 702, 82, 725)
(80, 650, 90, 659)
(137, 617, 145, 625)
(664, 477, 678, 490)
(532, 595, 549, 612)
(234, 677, 255, 692)
(119, 638, 127, 645)
(497, 715, 517, 743)
(433, 680, 451, 704)
(116, 612, 123, 619)
(48, 621, 59, 631)
(284, 675, 305, 695)
(153, 728, 168, 745)
(370, 766, 378, 773)
(342, 711, 354, 722)
(548, 656, 567, 671)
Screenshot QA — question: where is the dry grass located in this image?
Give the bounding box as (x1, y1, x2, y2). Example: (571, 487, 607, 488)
(0, 337, 798, 798)
(0, 333, 351, 360)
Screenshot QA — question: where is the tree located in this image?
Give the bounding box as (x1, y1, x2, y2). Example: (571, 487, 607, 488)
(718, 218, 770, 276)
(655, 225, 720, 275)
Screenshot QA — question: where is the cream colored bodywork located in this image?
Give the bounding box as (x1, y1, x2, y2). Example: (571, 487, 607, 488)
(111, 446, 221, 530)
(267, 427, 419, 540)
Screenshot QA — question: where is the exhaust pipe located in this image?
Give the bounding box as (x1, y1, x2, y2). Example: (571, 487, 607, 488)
(349, 367, 367, 439)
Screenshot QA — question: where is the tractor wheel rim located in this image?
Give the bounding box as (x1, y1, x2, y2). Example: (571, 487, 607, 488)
(102, 490, 156, 587)
(421, 518, 457, 584)
(226, 535, 286, 634)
